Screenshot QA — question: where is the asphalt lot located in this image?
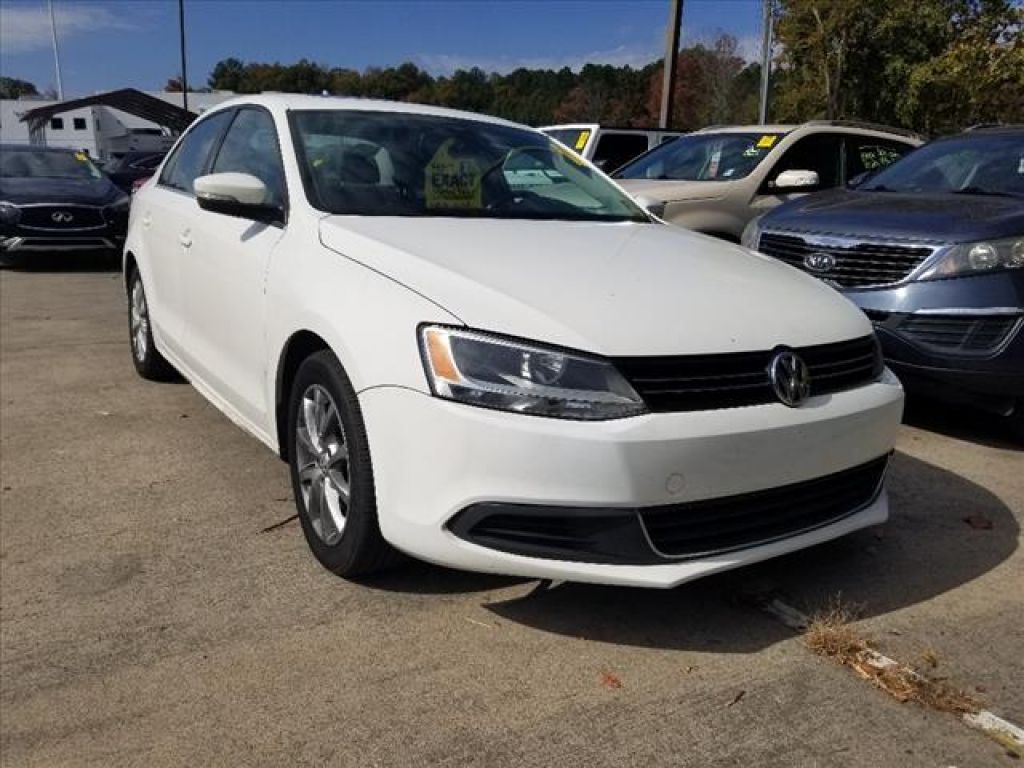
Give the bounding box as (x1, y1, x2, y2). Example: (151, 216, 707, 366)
(1, 256, 1022, 767)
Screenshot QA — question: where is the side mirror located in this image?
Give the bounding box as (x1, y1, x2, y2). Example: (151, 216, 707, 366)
(194, 172, 280, 223)
(772, 169, 819, 191)
(633, 194, 666, 219)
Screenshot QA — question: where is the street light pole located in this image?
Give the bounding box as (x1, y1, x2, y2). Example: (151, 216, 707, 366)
(759, 0, 775, 124)
(178, 0, 189, 111)
(658, 0, 683, 129)
(48, 0, 64, 100)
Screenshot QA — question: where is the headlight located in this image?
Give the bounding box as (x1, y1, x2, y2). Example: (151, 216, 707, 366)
(917, 237, 1024, 280)
(419, 326, 647, 420)
(740, 215, 763, 250)
(0, 201, 21, 226)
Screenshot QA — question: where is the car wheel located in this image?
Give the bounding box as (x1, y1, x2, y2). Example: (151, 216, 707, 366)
(128, 267, 175, 380)
(287, 350, 395, 577)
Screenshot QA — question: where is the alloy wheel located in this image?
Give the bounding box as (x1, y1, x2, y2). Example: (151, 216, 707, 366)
(295, 383, 351, 545)
(130, 279, 149, 362)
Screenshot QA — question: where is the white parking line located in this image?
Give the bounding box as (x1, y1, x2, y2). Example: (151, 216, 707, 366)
(754, 594, 1024, 755)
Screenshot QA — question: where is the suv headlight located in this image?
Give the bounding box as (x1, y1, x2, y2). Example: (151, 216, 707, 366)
(740, 215, 764, 250)
(917, 237, 1024, 280)
(419, 326, 647, 420)
(0, 201, 21, 226)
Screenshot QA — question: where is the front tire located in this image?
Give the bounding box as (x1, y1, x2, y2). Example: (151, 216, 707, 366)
(286, 350, 394, 577)
(128, 267, 175, 380)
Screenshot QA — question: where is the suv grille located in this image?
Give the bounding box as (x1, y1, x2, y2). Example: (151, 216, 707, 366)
(758, 232, 934, 287)
(18, 205, 105, 231)
(613, 335, 881, 412)
(641, 456, 889, 559)
(894, 313, 1022, 354)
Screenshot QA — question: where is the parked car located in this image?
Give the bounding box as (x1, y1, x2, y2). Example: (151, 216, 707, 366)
(0, 144, 130, 261)
(614, 121, 921, 241)
(125, 95, 903, 587)
(541, 124, 683, 172)
(103, 151, 166, 193)
(743, 126, 1024, 434)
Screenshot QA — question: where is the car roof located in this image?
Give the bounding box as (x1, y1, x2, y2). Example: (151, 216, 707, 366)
(202, 94, 529, 131)
(0, 144, 80, 154)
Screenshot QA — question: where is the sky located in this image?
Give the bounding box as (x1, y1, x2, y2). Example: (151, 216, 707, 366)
(0, 0, 765, 97)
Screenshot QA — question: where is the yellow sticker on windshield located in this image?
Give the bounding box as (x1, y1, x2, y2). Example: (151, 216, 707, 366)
(756, 135, 777, 149)
(574, 130, 591, 151)
(74, 151, 88, 161)
(425, 139, 482, 209)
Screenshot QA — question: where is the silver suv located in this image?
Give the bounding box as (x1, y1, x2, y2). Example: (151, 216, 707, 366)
(615, 121, 921, 241)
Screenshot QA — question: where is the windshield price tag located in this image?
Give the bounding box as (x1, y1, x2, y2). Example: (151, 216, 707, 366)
(756, 135, 778, 149)
(425, 139, 482, 209)
(574, 130, 590, 151)
(74, 151, 89, 162)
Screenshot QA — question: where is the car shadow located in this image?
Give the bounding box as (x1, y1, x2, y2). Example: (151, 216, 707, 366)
(0, 251, 120, 274)
(366, 451, 1017, 652)
(903, 395, 1022, 451)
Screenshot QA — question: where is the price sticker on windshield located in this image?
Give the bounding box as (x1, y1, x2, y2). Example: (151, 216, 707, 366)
(574, 130, 590, 151)
(756, 135, 778, 149)
(425, 139, 482, 209)
(74, 151, 89, 162)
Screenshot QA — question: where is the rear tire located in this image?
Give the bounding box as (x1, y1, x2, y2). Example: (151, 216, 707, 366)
(286, 350, 396, 577)
(128, 267, 175, 381)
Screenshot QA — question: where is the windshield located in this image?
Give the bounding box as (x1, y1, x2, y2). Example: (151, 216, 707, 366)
(615, 132, 784, 181)
(862, 134, 1024, 197)
(543, 127, 592, 153)
(0, 150, 103, 180)
(291, 111, 647, 222)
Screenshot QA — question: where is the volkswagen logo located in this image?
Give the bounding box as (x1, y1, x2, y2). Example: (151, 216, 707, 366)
(51, 211, 74, 223)
(768, 348, 811, 407)
(803, 251, 836, 273)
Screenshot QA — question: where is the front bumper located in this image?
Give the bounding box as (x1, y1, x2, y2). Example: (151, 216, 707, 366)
(359, 375, 903, 588)
(846, 271, 1024, 409)
(1, 234, 125, 253)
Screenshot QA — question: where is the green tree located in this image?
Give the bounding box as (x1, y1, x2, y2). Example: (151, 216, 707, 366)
(208, 57, 246, 91)
(0, 76, 39, 99)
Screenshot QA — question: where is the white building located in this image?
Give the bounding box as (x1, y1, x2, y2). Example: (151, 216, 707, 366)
(0, 91, 235, 160)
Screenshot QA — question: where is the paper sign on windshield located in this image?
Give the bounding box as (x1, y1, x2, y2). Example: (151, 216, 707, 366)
(574, 130, 591, 151)
(756, 135, 778, 149)
(425, 139, 482, 209)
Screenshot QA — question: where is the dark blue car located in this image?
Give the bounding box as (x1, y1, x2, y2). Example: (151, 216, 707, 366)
(742, 126, 1024, 434)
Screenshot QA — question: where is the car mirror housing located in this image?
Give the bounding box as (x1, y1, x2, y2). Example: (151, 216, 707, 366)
(194, 172, 281, 224)
(772, 169, 820, 191)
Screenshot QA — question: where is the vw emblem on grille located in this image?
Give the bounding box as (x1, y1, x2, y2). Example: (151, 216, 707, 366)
(768, 348, 811, 407)
(804, 251, 836, 273)
(51, 211, 74, 223)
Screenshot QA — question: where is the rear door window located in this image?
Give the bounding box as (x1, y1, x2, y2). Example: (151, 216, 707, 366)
(845, 137, 914, 179)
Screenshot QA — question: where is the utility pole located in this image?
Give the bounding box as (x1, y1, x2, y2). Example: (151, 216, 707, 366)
(48, 0, 64, 100)
(178, 0, 189, 111)
(759, 0, 774, 124)
(658, 0, 683, 129)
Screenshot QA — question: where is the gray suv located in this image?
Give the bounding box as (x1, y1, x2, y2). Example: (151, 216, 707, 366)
(615, 121, 921, 241)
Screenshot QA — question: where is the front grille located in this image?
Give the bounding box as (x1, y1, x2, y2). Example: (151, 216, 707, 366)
(641, 456, 888, 559)
(614, 335, 881, 412)
(448, 456, 890, 565)
(759, 232, 934, 288)
(895, 313, 1022, 354)
(18, 205, 105, 231)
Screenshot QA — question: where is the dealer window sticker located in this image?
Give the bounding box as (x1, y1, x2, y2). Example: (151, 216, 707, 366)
(574, 130, 591, 151)
(756, 135, 778, 149)
(424, 139, 482, 210)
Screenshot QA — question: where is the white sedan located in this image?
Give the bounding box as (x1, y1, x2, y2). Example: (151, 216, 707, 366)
(124, 95, 903, 588)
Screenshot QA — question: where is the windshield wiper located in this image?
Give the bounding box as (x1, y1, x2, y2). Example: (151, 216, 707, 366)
(953, 186, 1021, 198)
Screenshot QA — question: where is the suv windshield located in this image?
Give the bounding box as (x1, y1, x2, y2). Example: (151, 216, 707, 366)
(0, 150, 102, 180)
(615, 132, 783, 181)
(291, 111, 647, 222)
(863, 133, 1024, 197)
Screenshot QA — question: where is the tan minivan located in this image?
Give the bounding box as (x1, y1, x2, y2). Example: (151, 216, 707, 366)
(615, 121, 922, 241)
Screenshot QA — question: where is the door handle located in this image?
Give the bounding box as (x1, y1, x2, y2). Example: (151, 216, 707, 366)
(179, 231, 193, 248)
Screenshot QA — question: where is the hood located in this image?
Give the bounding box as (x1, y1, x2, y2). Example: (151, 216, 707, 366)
(0, 176, 125, 207)
(764, 188, 1024, 243)
(319, 217, 869, 356)
(617, 178, 733, 204)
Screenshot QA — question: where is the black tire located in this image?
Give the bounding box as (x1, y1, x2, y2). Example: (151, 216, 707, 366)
(1010, 400, 1024, 443)
(286, 349, 396, 577)
(127, 267, 176, 381)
